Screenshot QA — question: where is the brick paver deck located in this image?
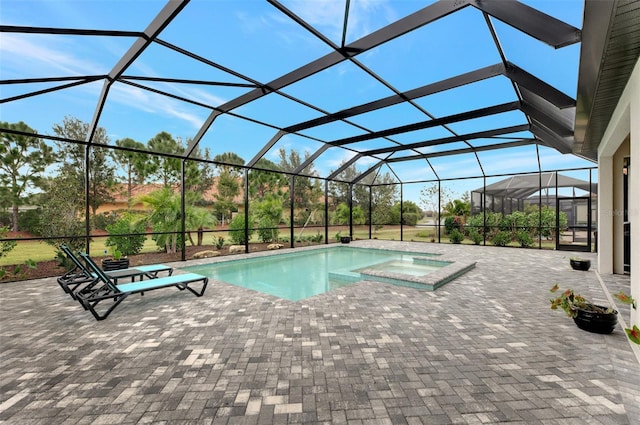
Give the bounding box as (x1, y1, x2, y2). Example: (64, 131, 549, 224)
(1, 241, 638, 424)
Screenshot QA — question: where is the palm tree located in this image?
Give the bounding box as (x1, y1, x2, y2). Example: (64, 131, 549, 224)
(442, 199, 470, 219)
(186, 207, 217, 246)
(138, 187, 182, 254)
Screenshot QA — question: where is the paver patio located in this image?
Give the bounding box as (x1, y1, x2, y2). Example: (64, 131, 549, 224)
(1, 241, 638, 424)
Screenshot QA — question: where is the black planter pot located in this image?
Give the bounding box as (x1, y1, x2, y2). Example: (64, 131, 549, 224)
(340, 236, 351, 244)
(102, 258, 130, 271)
(570, 259, 591, 271)
(573, 304, 618, 334)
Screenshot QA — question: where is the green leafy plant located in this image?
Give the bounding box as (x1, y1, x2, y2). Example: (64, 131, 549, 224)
(625, 325, 640, 345)
(444, 216, 463, 235)
(0, 258, 37, 281)
(491, 231, 512, 247)
(105, 214, 146, 257)
(229, 213, 254, 244)
(215, 236, 225, 250)
(515, 230, 534, 248)
(549, 284, 615, 317)
(468, 228, 483, 245)
(448, 228, 464, 244)
(257, 217, 278, 243)
(111, 248, 123, 260)
(614, 292, 639, 345)
(0, 225, 17, 258)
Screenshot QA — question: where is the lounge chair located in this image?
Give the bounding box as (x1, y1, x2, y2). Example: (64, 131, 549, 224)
(57, 245, 173, 298)
(76, 252, 208, 321)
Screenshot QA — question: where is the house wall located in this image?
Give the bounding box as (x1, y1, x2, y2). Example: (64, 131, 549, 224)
(598, 56, 640, 328)
(613, 138, 630, 274)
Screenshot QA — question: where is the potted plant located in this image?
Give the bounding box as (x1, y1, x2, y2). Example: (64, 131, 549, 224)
(614, 292, 640, 344)
(569, 257, 591, 271)
(102, 248, 130, 271)
(549, 284, 617, 334)
(335, 231, 350, 244)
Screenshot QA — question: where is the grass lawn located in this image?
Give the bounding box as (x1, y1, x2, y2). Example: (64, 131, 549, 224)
(2, 227, 561, 267)
(0, 237, 162, 266)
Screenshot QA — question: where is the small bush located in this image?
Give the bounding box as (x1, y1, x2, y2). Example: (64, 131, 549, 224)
(0, 226, 17, 258)
(468, 228, 483, 245)
(491, 231, 512, 247)
(215, 236, 225, 249)
(0, 212, 11, 228)
(257, 217, 278, 243)
(229, 214, 254, 244)
(18, 209, 42, 235)
(92, 211, 118, 231)
(449, 229, 464, 244)
(402, 212, 418, 226)
(105, 214, 146, 256)
(444, 216, 462, 234)
(498, 216, 512, 232)
(516, 230, 534, 248)
(415, 230, 433, 238)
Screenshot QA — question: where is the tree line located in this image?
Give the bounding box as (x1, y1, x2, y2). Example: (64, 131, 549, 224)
(1, 116, 425, 254)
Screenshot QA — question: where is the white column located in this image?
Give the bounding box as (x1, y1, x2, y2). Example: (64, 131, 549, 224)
(629, 63, 639, 328)
(598, 156, 614, 274)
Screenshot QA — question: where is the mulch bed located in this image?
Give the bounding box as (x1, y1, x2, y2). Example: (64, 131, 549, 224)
(1, 242, 321, 283)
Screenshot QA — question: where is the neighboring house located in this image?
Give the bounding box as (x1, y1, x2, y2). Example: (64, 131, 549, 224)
(96, 181, 245, 215)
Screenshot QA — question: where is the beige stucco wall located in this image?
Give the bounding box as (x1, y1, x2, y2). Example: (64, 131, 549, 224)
(598, 56, 639, 329)
(612, 138, 630, 274)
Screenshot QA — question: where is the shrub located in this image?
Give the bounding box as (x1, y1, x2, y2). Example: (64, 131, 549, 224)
(253, 196, 283, 225)
(18, 209, 42, 235)
(415, 229, 434, 238)
(444, 216, 462, 234)
(0, 212, 11, 228)
(229, 214, 254, 244)
(516, 230, 534, 248)
(491, 231, 512, 247)
(484, 212, 503, 239)
(215, 236, 225, 249)
(402, 212, 418, 226)
(498, 215, 512, 232)
(449, 228, 464, 244)
(257, 217, 278, 243)
(92, 211, 118, 231)
(0, 226, 17, 258)
(468, 228, 483, 245)
(105, 214, 146, 256)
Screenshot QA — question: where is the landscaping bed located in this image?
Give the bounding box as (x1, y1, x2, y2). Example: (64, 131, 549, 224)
(0, 242, 325, 283)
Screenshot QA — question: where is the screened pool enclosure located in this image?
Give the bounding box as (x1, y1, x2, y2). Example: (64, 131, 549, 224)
(0, 0, 597, 279)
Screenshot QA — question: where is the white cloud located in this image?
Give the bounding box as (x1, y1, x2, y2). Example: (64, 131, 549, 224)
(0, 34, 105, 77)
(108, 83, 205, 130)
(0, 33, 218, 132)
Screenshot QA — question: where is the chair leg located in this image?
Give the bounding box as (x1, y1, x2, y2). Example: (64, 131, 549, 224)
(183, 278, 208, 297)
(80, 293, 128, 321)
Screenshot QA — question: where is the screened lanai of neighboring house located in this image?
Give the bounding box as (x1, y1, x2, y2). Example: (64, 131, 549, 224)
(0, 1, 634, 270)
(473, 172, 596, 207)
(470, 171, 598, 251)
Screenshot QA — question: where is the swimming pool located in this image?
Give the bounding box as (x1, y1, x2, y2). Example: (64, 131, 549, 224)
(183, 246, 475, 301)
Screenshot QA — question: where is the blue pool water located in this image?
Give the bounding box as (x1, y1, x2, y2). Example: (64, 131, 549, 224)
(183, 246, 441, 301)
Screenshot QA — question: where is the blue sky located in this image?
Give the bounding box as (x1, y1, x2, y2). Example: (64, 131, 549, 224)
(0, 0, 595, 202)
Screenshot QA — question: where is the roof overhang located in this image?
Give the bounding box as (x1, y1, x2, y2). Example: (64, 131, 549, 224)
(574, 0, 640, 160)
